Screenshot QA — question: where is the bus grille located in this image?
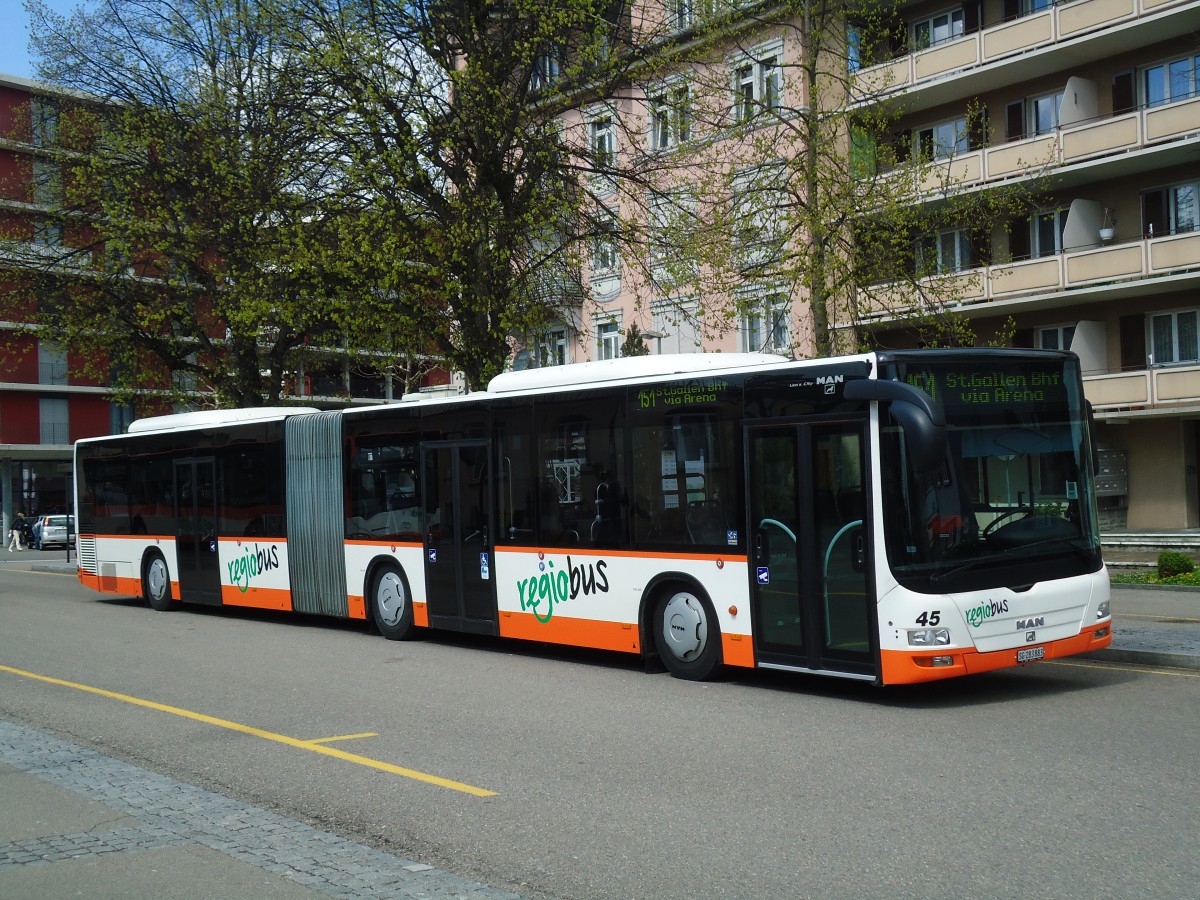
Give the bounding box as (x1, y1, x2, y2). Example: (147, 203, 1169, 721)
(77, 535, 97, 573)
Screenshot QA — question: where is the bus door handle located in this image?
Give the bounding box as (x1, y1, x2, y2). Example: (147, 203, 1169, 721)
(853, 531, 866, 572)
(754, 532, 767, 563)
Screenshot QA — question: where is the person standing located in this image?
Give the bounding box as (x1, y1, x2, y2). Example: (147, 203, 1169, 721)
(8, 512, 26, 552)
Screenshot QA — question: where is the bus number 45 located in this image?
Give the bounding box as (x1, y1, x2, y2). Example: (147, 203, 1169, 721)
(915, 610, 941, 626)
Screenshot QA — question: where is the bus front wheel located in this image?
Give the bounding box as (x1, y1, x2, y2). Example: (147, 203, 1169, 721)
(654, 588, 722, 680)
(371, 565, 415, 640)
(143, 553, 174, 611)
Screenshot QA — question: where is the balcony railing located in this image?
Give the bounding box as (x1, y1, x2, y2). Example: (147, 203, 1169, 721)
(901, 93, 1200, 197)
(1085, 363, 1200, 410)
(855, 0, 1192, 97)
(858, 228, 1200, 319)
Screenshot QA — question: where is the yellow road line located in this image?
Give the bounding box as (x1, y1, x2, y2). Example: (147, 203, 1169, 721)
(0, 664, 496, 797)
(1048, 659, 1200, 678)
(305, 732, 378, 745)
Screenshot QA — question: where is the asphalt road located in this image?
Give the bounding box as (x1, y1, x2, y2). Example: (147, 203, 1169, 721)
(2, 567, 1198, 899)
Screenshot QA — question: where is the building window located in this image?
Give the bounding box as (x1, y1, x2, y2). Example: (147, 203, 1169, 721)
(1005, 90, 1063, 142)
(911, 8, 964, 50)
(38, 340, 69, 386)
(650, 301, 700, 355)
(1142, 180, 1200, 237)
(742, 292, 791, 353)
(31, 95, 58, 148)
(1030, 90, 1063, 136)
(32, 158, 61, 206)
(1037, 324, 1076, 352)
(916, 227, 973, 275)
(648, 188, 696, 287)
(538, 328, 569, 367)
(913, 117, 968, 161)
(33, 219, 63, 250)
(110, 401, 136, 434)
(732, 163, 787, 272)
(649, 82, 691, 151)
(531, 51, 561, 93)
(596, 320, 621, 360)
(1149, 309, 1199, 366)
(591, 211, 619, 275)
(590, 113, 616, 168)
(1031, 208, 1069, 258)
(1144, 54, 1200, 108)
(731, 42, 782, 123)
(40, 397, 69, 444)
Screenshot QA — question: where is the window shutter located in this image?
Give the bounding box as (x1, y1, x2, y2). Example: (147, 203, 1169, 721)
(1005, 100, 1026, 142)
(1002, 0, 1020, 20)
(1112, 70, 1135, 115)
(1119, 315, 1146, 371)
(1011, 328, 1034, 349)
(1008, 217, 1031, 261)
(1141, 189, 1168, 238)
(964, 2, 981, 34)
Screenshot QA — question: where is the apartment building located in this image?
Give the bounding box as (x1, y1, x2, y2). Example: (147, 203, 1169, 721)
(542, 0, 1200, 531)
(856, 0, 1200, 530)
(0, 73, 455, 536)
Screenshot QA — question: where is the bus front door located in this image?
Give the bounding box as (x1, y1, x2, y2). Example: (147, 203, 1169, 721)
(174, 457, 222, 605)
(747, 420, 876, 679)
(421, 441, 497, 635)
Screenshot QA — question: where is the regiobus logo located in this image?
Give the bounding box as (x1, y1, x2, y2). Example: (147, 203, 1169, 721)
(228, 543, 281, 592)
(964, 598, 1009, 628)
(515, 554, 609, 624)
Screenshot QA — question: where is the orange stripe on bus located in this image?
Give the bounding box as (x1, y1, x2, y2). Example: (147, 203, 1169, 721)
(413, 602, 429, 628)
(499, 610, 642, 655)
(497, 546, 748, 564)
(221, 585, 293, 611)
(880, 622, 1114, 685)
(347, 595, 366, 620)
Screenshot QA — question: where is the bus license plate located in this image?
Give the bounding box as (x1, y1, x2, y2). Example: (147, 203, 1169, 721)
(1017, 646, 1045, 663)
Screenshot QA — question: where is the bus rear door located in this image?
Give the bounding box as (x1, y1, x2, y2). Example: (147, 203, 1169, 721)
(747, 419, 876, 679)
(421, 440, 497, 635)
(173, 457, 222, 605)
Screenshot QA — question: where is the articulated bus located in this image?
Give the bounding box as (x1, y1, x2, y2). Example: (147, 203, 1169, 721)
(74, 349, 1112, 685)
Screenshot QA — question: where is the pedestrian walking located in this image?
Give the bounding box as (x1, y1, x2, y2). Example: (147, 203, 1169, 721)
(8, 512, 26, 551)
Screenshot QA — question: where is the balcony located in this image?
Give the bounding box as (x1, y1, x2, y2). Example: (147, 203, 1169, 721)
(1085, 363, 1200, 411)
(854, 0, 1197, 105)
(901, 93, 1200, 197)
(856, 228, 1200, 320)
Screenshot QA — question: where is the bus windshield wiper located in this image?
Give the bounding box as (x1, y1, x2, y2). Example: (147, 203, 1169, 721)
(930, 537, 1095, 584)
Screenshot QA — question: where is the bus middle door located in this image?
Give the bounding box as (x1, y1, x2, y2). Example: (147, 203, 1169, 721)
(421, 440, 497, 635)
(747, 419, 876, 679)
(173, 457, 222, 605)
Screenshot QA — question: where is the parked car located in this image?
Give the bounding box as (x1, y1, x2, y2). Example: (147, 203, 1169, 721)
(32, 514, 74, 550)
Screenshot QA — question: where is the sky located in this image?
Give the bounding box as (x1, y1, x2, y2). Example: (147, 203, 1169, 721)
(0, 0, 78, 80)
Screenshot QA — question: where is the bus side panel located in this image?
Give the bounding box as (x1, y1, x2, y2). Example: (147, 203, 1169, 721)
(344, 542, 426, 624)
(219, 537, 292, 611)
(80, 535, 178, 598)
(492, 547, 755, 666)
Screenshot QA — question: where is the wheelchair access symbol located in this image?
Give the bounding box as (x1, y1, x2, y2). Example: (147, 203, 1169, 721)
(757, 567, 770, 585)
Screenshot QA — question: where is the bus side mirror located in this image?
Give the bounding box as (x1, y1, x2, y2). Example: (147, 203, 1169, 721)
(845, 379, 946, 472)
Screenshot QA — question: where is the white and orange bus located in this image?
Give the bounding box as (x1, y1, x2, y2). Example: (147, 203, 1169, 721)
(74, 349, 1112, 685)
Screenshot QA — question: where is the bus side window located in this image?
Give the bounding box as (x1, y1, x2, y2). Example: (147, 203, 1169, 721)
(632, 411, 736, 546)
(533, 397, 625, 547)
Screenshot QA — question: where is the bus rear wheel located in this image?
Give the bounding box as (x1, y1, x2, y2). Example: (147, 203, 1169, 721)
(143, 553, 174, 612)
(371, 565, 415, 640)
(655, 587, 722, 680)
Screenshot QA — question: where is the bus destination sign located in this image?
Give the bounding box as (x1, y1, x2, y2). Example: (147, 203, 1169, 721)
(906, 365, 1066, 411)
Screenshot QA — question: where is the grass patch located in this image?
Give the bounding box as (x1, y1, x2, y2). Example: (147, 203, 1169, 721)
(1110, 569, 1200, 587)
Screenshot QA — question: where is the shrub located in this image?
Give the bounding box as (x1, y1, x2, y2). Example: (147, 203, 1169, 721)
(1157, 551, 1195, 579)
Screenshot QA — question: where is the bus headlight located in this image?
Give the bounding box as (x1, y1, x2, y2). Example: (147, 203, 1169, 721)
(908, 628, 951, 646)
(1096, 600, 1110, 619)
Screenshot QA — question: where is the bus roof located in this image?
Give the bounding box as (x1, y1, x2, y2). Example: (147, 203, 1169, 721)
(126, 407, 319, 434)
(486, 352, 791, 395)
